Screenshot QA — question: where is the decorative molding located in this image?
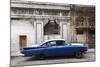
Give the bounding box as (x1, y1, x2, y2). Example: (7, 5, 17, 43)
(11, 15, 70, 20)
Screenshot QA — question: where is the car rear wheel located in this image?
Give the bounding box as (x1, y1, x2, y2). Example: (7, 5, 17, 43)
(75, 52, 83, 58)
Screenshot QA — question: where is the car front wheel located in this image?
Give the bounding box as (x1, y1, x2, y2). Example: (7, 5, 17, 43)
(37, 54, 45, 60)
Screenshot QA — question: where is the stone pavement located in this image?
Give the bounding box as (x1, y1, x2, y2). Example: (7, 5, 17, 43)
(10, 49, 95, 66)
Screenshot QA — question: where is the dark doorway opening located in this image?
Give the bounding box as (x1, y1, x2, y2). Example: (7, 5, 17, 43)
(19, 35, 27, 49)
(44, 20, 60, 35)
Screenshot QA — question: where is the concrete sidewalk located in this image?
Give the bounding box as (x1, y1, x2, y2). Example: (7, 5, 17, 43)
(87, 49, 95, 53)
(11, 49, 95, 66)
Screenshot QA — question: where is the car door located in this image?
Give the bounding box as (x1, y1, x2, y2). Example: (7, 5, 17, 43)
(52, 45, 69, 56)
(51, 41, 71, 56)
(57, 45, 74, 55)
(42, 41, 59, 56)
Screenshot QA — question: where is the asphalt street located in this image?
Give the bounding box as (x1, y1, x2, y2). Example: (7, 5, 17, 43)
(11, 49, 95, 67)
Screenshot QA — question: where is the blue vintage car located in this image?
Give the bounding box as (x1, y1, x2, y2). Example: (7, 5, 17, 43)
(21, 39, 88, 59)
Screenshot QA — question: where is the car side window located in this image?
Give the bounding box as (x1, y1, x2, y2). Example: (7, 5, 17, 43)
(41, 40, 66, 47)
(46, 41, 56, 46)
(41, 42, 52, 47)
(56, 41, 65, 46)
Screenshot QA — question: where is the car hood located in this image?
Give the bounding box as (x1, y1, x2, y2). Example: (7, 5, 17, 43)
(22, 46, 43, 50)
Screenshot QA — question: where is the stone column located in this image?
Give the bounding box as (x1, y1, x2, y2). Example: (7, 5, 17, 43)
(59, 11, 62, 16)
(70, 16, 77, 42)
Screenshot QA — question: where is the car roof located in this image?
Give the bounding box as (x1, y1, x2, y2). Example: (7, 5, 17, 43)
(40, 39, 65, 45)
(44, 39, 65, 42)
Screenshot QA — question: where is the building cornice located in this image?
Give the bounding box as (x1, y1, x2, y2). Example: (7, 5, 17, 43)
(11, 0, 70, 7)
(11, 0, 70, 10)
(11, 14, 70, 21)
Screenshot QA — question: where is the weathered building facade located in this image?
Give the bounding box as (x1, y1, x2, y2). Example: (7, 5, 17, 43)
(11, 0, 95, 56)
(11, 0, 71, 56)
(70, 5, 95, 48)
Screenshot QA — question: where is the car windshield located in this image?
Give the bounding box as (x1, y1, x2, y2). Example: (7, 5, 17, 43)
(41, 40, 66, 47)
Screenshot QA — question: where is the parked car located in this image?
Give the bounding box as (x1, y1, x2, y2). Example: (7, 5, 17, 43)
(21, 39, 88, 59)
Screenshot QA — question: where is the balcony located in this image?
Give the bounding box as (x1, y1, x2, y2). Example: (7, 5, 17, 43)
(75, 22, 95, 29)
(75, 16, 95, 29)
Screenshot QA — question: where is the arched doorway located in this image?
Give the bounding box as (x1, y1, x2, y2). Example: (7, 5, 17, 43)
(44, 19, 60, 40)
